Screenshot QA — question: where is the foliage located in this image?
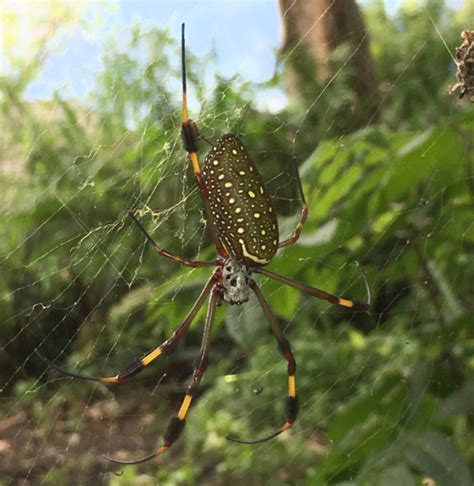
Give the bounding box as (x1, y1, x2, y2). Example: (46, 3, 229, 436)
(188, 117, 474, 484)
(1, 1, 473, 484)
(278, 0, 468, 150)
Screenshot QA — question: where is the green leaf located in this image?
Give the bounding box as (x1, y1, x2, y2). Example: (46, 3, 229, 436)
(436, 378, 474, 419)
(359, 463, 417, 486)
(403, 430, 472, 486)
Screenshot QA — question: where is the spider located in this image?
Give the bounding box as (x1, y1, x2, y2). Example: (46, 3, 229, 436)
(40, 23, 371, 465)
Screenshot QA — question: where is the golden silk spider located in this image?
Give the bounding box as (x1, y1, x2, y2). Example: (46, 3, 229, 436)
(39, 23, 371, 465)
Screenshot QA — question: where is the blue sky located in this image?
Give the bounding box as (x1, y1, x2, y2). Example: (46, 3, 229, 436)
(5, 0, 464, 110)
(24, 1, 281, 105)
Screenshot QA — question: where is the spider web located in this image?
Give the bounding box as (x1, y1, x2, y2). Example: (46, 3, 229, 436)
(1, 2, 473, 485)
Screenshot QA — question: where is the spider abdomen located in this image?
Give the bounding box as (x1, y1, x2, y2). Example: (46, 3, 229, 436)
(201, 134, 279, 266)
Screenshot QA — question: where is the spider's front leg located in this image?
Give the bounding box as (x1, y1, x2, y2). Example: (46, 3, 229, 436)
(255, 266, 372, 312)
(227, 280, 298, 444)
(104, 286, 220, 465)
(37, 276, 215, 384)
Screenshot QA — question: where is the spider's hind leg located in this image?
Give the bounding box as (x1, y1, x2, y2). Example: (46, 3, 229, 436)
(278, 157, 309, 249)
(128, 212, 218, 268)
(201, 134, 215, 146)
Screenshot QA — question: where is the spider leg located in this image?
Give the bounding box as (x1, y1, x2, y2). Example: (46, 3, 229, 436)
(254, 266, 372, 312)
(103, 286, 219, 464)
(278, 158, 308, 249)
(37, 275, 215, 384)
(129, 212, 218, 268)
(227, 281, 298, 445)
(201, 135, 215, 146)
(180, 23, 227, 258)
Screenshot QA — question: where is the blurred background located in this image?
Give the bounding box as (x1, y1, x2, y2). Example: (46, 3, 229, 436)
(1, 0, 473, 484)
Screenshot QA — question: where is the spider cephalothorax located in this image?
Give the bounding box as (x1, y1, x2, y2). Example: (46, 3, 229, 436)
(39, 23, 371, 466)
(220, 258, 252, 305)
